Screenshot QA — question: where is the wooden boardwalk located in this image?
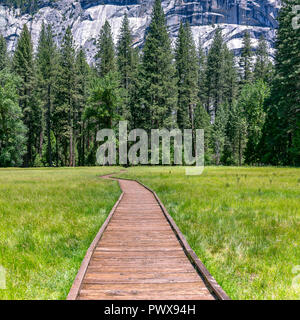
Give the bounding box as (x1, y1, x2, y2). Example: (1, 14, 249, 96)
(67, 176, 229, 300)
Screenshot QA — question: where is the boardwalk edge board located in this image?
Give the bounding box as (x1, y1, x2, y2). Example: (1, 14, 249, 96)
(67, 179, 124, 300)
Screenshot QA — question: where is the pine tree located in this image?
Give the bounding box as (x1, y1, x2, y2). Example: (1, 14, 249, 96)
(205, 27, 224, 118)
(222, 44, 238, 107)
(241, 80, 270, 164)
(254, 35, 273, 83)
(140, 0, 177, 130)
(86, 71, 123, 128)
(260, 0, 300, 165)
(128, 48, 143, 129)
(194, 104, 213, 163)
(175, 22, 199, 130)
(231, 102, 248, 166)
(13, 24, 41, 167)
(211, 103, 228, 165)
(36, 23, 58, 167)
(197, 39, 206, 105)
(55, 26, 77, 166)
(75, 48, 90, 166)
(0, 70, 27, 167)
(95, 20, 116, 77)
(117, 13, 135, 120)
(117, 13, 133, 91)
(240, 31, 253, 83)
(0, 35, 8, 71)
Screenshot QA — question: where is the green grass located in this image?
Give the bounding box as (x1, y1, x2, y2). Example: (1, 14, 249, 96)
(0, 167, 121, 300)
(1, 166, 299, 300)
(119, 166, 300, 300)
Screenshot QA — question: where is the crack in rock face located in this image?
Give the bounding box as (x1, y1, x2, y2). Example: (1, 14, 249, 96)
(0, 0, 280, 62)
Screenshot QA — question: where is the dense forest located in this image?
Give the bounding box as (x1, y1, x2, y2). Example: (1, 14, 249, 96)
(0, 0, 299, 167)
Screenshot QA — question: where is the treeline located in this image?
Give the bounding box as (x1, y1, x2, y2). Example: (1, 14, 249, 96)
(1, 0, 56, 14)
(0, 0, 299, 167)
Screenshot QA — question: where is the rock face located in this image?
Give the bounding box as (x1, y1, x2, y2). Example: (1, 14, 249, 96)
(0, 0, 280, 62)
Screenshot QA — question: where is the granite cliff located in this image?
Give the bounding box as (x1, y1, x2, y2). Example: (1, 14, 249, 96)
(0, 0, 281, 62)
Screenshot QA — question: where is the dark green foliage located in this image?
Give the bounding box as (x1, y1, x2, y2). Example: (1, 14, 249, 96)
(75, 48, 90, 166)
(95, 21, 116, 77)
(211, 104, 228, 165)
(223, 45, 238, 107)
(85, 71, 123, 130)
(175, 21, 199, 130)
(1, 1, 297, 168)
(54, 26, 77, 166)
(0, 70, 27, 166)
(84, 70, 123, 165)
(260, 0, 300, 166)
(117, 13, 133, 91)
(254, 35, 274, 83)
(242, 80, 270, 164)
(2, 0, 56, 14)
(140, 0, 177, 130)
(36, 23, 58, 167)
(117, 13, 135, 121)
(194, 103, 213, 163)
(128, 48, 143, 129)
(205, 27, 225, 117)
(197, 40, 206, 104)
(13, 24, 42, 167)
(240, 31, 253, 83)
(222, 101, 247, 166)
(0, 35, 8, 71)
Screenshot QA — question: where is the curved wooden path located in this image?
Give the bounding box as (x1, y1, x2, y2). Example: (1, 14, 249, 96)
(67, 174, 229, 300)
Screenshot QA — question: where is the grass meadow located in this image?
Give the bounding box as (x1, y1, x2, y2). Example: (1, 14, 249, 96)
(0, 166, 299, 300)
(119, 166, 300, 300)
(0, 167, 121, 299)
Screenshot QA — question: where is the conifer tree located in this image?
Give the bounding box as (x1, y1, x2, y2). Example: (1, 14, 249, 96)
(240, 31, 253, 83)
(194, 104, 212, 163)
(75, 48, 90, 166)
(36, 23, 58, 167)
(13, 24, 41, 167)
(260, 0, 300, 165)
(175, 22, 199, 130)
(0, 69, 27, 167)
(197, 39, 206, 105)
(117, 13, 133, 91)
(205, 27, 224, 118)
(211, 104, 228, 165)
(117, 13, 135, 120)
(55, 26, 76, 166)
(0, 35, 8, 71)
(128, 48, 143, 129)
(242, 80, 270, 164)
(95, 20, 116, 77)
(140, 0, 177, 130)
(254, 35, 273, 83)
(222, 44, 238, 107)
(225, 102, 247, 166)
